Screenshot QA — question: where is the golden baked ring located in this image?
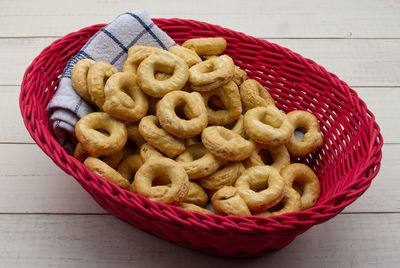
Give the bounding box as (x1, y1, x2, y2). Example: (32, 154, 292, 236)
(74, 143, 123, 168)
(137, 52, 189, 97)
(235, 166, 285, 212)
(182, 37, 227, 56)
(123, 45, 165, 74)
(198, 161, 245, 191)
(138, 115, 186, 158)
(168, 45, 202, 67)
(211, 186, 251, 216)
(244, 106, 294, 146)
(232, 66, 247, 86)
(84, 157, 130, 189)
(133, 157, 189, 205)
(254, 187, 301, 216)
(117, 154, 143, 193)
(103, 72, 149, 122)
(280, 163, 321, 210)
(244, 144, 290, 172)
(189, 55, 235, 91)
(71, 59, 96, 104)
(183, 182, 209, 207)
(157, 91, 208, 138)
(202, 126, 254, 161)
(175, 143, 222, 179)
(75, 112, 127, 157)
(201, 81, 242, 125)
(286, 110, 323, 157)
(87, 61, 117, 109)
(240, 79, 275, 110)
(177, 203, 212, 214)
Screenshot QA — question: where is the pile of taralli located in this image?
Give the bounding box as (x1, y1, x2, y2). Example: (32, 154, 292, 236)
(72, 37, 323, 216)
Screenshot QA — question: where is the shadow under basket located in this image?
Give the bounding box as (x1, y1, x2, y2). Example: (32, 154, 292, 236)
(19, 19, 383, 257)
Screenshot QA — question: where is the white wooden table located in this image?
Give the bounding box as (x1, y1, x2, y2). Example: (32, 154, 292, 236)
(1, 0, 399, 267)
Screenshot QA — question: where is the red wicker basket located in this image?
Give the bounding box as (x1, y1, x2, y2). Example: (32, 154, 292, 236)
(20, 19, 383, 257)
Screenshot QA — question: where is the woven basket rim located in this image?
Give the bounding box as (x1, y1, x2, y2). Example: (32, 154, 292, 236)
(19, 18, 383, 234)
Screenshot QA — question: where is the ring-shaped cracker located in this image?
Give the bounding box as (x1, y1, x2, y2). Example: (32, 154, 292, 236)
(87, 61, 117, 108)
(71, 59, 96, 104)
(232, 66, 247, 86)
(75, 112, 127, 157)
(286, 110, 323, 157)
(103, 72, 149, 122)
(240, 79, 275, 110)
(138, 115, 185, 158)
(137, 52, 189, 97)
(168, 45, 202, 67)
(201, 81, 242, 125)
(183, 182, 208, 207)
(254, 187, 301, 216)
(123, 45, 165, 74)
(182, 37, 227, 56)
(157, 91, 208, 138)
(244, 144, 290, 171)
(175, 143, 221, 179)
(280, 163, 321, 210)
(244, 106, 294, 146)
(198, 161, 245, 190)
(235, 166, 285, 212)
(189, 55, 235, 91)
(202, 126, 254, 161)
(84, 157, 130, 189)
(211, 186, 251, 216)
(133, 157, 189, 205)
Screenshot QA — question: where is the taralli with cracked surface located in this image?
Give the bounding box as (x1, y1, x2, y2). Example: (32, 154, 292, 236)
(244, 106, 294, 146)
(280, 163, 321, 210)
(103, 72, 149, 122)
(139, 115, 185, 158)
(84, 157, 130, 189)
(157, 91, 208, 138)
(202, 126, 254, 161)
(232, 66, 247, 86)
(212, 186, 251, 216)
(137, 52, 189, 97)
(240, 79, 275, 110)
(189, 55, 235, 91)
(254, 187, 301, 216)
(175, 143, 221, 179)
(133, 157, 189, 205)
(87, 61, 117, 108)
(201, 81, 242, 125)
(75, 112, 127, 157)
(139, 143, 164, 162)
(244, 144, 290, 171)
(168, 45, 202, 67)
(286, 110, 323, 157)
(184, 182, 208, 207)
(177, 203, 213, 214)
(71, 59, 96, 104)
(182, 37, 227, 56)
(235, 166, 285, 212)
(123, 45, 165, 74)
(198, 161, 245, 191)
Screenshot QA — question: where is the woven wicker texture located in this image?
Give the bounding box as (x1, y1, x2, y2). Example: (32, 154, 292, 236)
(20, 19, 383, 257)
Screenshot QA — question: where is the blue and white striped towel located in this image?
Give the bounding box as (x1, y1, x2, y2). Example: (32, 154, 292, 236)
(46, 9, 176, 154)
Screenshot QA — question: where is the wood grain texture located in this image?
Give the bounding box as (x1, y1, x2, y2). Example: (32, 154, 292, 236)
(0, 143, 396, 214)
(4, 38, 400, 87)
(0, 213, 398, 268)
(1, 0, 399, 38)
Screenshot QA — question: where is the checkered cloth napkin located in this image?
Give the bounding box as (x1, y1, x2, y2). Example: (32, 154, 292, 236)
(46, 10, 176, 154)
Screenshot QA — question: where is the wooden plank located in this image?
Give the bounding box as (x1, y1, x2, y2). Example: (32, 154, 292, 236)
(3, 37, 400, 87)
(5, 86, 400, 144)
(0, 213, 398, 267)
(1, 0, 400, 38)
(0, 143, 396, 214)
